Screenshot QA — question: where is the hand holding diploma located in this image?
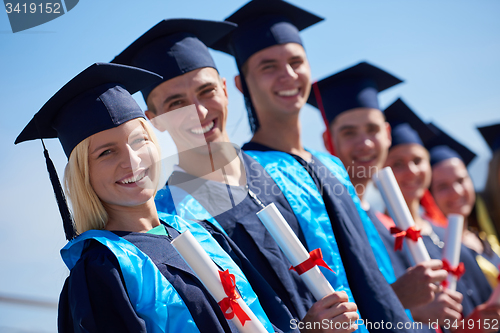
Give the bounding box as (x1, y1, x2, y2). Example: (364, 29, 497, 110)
(441, 214, 465, 291)
(257, 203, 359, 333)
(172, 230, 268, 333)
(373, 167, 431, 264)
(391, 259, 448, 309)
(256, 203, 335, 300)
(410, 288, 463, 325)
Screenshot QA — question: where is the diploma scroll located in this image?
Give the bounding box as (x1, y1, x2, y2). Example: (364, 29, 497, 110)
(373, 167, 431, 264)
(442, 214, 465, 291)
(257, 203, 335, 301)
(171, 230, 268, 333)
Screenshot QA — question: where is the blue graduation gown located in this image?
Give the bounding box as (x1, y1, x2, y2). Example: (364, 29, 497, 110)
(166, 153, 316, 321)
(58, 224, 237, 333)
(197, 219, 297, 332)
(367, 209, 492, 317)
(242, 142, 414, 332)
(367, 208, 413, 278)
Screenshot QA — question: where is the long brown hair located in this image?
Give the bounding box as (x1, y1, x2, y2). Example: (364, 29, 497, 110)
(483, 150, 500, 236)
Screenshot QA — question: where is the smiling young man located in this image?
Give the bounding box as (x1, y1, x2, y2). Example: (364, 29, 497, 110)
(212, 0, 416, 331)
(113, 18, 362, 333)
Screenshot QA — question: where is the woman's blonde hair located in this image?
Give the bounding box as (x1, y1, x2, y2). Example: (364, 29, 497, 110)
(64, 118, 160, 234)
(484, 150, 500, 236)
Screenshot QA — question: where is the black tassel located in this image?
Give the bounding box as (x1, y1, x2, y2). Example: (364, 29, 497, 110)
(41, 141, 76, 240)
(238, 69, 260, 134)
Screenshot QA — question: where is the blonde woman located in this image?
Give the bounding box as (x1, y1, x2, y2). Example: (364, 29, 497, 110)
(16, 63, 280, 333)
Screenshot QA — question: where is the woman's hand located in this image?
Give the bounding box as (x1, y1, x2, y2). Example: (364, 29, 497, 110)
(391, 259, 448, 309)
(410, 289, 463, 324)
(300, 291, 359, 333)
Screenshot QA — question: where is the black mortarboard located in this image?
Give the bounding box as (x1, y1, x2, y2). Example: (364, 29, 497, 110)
(211, 0, 323, 133)
(307, 62, 403, 125)
(477, 123, 500, 152)
(383, 98, 436, 149)
(112, 19, 237, 102)
(16, 63, 161, 157)
(425, 122, 477, 167)
(212, 0, 323, 67)
(15, 63, 162, 240)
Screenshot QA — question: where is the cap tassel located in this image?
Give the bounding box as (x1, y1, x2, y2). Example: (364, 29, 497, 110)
(238, 69, 260, 134)
(41, 140, 76, 240)
(421, 189, 447, 227)
(312, 81, 336, 156)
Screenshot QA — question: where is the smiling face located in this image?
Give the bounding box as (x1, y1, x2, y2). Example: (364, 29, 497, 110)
(88, 119, 160, 209)
(242, 43, 311, 120)
(146, 67, 229, 152)
(385, 143, 432, 204)
(431, 157, 475, 217)
(330, 108, 391, 183)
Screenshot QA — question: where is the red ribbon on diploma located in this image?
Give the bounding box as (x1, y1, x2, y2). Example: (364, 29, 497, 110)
(217, 270, 251, 326)
(441, 259, 465, 288)
(390, 226, 422, 251)
(289, 248, 334, 275)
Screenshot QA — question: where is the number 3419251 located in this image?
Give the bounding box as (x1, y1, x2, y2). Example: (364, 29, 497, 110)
(5, 3, 61, 14)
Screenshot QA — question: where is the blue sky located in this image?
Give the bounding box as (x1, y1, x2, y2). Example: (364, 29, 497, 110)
(1, 0, 499, 331)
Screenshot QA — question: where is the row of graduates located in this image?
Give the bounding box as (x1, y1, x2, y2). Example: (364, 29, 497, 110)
(15, 0, 500, 332)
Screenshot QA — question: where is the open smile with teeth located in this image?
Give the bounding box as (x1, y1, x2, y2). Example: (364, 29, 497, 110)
(190, 120, 215, 134)
(277, 88, 299, 97)
(356, 156, 375, 162)
(118, 169, 147, 184)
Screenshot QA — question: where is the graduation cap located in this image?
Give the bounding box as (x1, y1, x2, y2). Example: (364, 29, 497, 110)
(477, 123, 500, 152)
(211, 0, 323, 132)
(425, 122, 477, 167)
(212, 0, 323, 67)
(383, 98, 436, 149)
(307, 62, 403, 125)
(111, 19, 237, 102)
(15, 63, 162, 240)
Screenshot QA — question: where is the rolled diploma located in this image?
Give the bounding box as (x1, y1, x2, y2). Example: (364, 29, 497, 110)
(171, 230, 267, 333)
(257, 203, 335, 300)
(373, 167, 431, 264)
(442, 214, 464, 291)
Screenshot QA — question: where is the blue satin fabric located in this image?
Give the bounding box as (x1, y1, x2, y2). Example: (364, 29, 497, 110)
(61, 229, 199, 333)
(309, 149, 397, 285)
(154, 193, 274, 332)
(244, 150, 368, 333)
(157, 211, 275, 333)
(156, 185, 228, 236)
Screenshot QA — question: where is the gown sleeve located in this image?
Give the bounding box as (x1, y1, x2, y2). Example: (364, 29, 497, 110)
(199, 220, 293, 333)
(58, 240, 147, 333)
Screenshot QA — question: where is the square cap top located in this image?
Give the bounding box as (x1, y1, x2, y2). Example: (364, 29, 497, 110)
(212, 0, 323, 67)
(112, 19, 237, 101)
(384, 98, 436, 149)
(308, 61, 403, 124)
(15, 63, 162, 157)
(477, 123, 500, 152)
(426, 122, 476, 167)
